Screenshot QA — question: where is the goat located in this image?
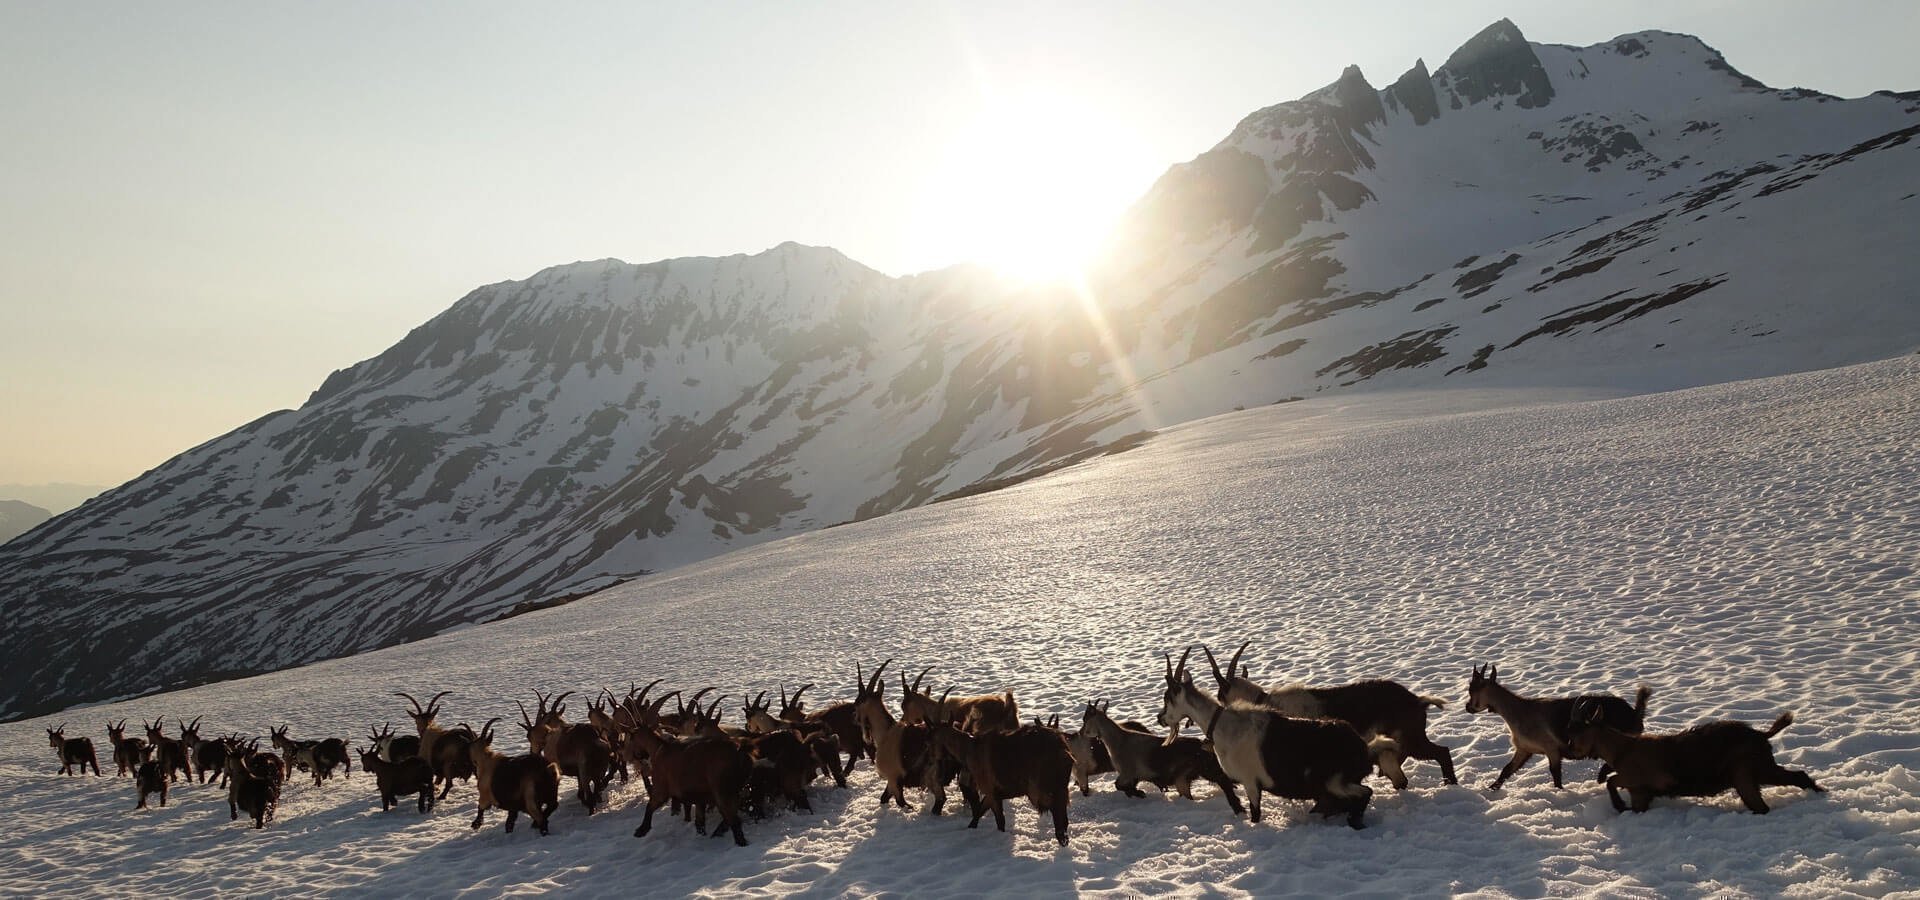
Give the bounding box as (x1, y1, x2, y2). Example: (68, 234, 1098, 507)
(270, 724, 351, 787)
(1204, 642, 1455, 788)
(626, 720, 752, 846)
(397, 691, 478, 800)
(853, 661, 955, 815)
(134, 760, 168, 809)
(467, 718, 561, 836)
(898, 667, 1019, 734)
(179, 717, 229, 785)
(105, 720, 149, 777)
(360, 731, 434, 813)
(1465, 664, 1651, 789)
(930, 721, 1074, 845)
(518, 691, 615, 814)
(1062, 721, 1115, 797)
(223, 747, 280, 828)
(1158, 649, 1376, 829)
(370, 723, 421, 763)
(143, 718, 192, 783)
(744, 690, 848, 789)
(777, 683, 865, 774)
(47, 725, 100, 776)
(1567, 701, 1824, 814)
(1081, 701, 1244, 813)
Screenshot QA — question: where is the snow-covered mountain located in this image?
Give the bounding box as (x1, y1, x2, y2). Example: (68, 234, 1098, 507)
(2, 356, 1916, 895)
(3, 19, 1918, 720)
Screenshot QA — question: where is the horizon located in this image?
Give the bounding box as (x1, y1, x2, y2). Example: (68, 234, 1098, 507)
(3, 2, 1917, 490)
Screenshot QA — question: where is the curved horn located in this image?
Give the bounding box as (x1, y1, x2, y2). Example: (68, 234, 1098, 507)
(913, 665, 933, 692)
(425, 690, 452, 715)
(633, 678, 665, 708)
(516, 700, 536, 729)
(1201, 645, 1226, 687)
(478, 716, 501, 743)
(1175, 647, 1194, 682)
(394, 692, 424, 715)
(869, 659, 892, 695)
(792, 683, 812, 705)
(550, 691, 574, 717)
(1226, 640, 1250, 681)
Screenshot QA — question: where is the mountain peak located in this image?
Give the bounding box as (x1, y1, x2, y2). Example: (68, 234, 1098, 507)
(1436, 18, 1554, 110)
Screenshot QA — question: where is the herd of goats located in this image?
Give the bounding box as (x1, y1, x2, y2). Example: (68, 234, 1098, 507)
(42, 644, 1826, 846)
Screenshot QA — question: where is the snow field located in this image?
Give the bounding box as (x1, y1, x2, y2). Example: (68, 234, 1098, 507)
(3, 355, 1918, 897)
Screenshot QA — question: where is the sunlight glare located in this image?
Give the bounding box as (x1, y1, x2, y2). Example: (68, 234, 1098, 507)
(911, 91, 1150, 284)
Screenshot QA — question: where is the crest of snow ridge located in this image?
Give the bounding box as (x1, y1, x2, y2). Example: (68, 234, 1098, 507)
(1109, 18, 1785, 262)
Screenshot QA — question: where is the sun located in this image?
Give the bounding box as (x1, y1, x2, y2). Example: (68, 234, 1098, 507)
(911, 91, 1150, 284)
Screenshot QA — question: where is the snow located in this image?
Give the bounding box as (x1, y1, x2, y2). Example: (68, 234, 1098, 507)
(4, 355, 1918, 896)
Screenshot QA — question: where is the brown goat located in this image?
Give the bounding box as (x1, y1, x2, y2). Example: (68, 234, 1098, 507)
(898, 667, 1019, 734)
(105, 720, 149, 777)
(854, 661, 955, 815)
(1466, 664, 1652, 789)
(1205, 643, 1456, 788)
(360, 731, 434, 813)
(777, 683, 865, 773)
(143, 719, 191, 783)
(134, 759, 168, 809)
(1159, 649, 1377, 829)
(626, 722, 752, 846)
(47, 725, 100, 776)
(1567, 702, 1824, 814)
(223, 748, 280, 828)
(397, 691, 478, 800)
(1081, 701, 1244, 813)
(270, 724, 351, 787)
(930, 721, 1074, 845)
(179, 718, 229, 785)
(744, 691, 848, 789)
(518, 691, 615, 814)
(468, 718, 561, 836)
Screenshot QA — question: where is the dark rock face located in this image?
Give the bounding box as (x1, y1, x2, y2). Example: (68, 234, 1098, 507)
(1387, 59, 1441, 125)
(1436, 18, 1555, 109)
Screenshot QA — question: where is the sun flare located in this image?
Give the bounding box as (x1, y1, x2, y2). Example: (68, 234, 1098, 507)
(912, 91, 1150, 284)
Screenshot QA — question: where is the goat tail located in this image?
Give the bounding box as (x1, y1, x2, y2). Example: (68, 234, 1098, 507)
(1633, 685, 1653, 716)
(1763, 712, 1794, 738)
(1418, 695, 1447, 709)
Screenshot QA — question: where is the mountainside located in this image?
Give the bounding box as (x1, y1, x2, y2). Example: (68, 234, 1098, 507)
(0, 501, 51, 545)
(3, 356, 1916, 895)
(4, 20, 1918, 720)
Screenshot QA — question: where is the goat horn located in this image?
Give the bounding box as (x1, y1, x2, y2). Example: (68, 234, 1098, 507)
(479, 717, 501, 742)
(394, 692, 424, 715)
(913, 665, 933, 692)
(793, 684, 812, 705)
(1201, 645, 1225, 686)
(1227, 640, 1250, 681)
(870, 659, 892, 695)
(1175, 647, 1194, 682)
(516, 700, 535, 729)
(425, 690, 452, 714)
(634, 678, 665, 707)
(1163, 652, 1174, 681)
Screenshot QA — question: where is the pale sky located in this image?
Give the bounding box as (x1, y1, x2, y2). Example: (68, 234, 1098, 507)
(2, 1, 1914, 490)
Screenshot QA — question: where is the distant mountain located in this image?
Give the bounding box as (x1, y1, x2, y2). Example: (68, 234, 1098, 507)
(0, 483, 108, 515)
(3, 19, 1917, 720)
(0, 501, 51, 545)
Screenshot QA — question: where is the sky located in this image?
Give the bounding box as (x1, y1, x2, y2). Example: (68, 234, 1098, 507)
(2, 0, 1915, 495)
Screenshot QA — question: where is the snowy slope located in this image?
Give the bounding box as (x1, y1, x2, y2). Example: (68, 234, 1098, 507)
(4, 20, 1919, 720)
(1, 356, 1917, 897)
